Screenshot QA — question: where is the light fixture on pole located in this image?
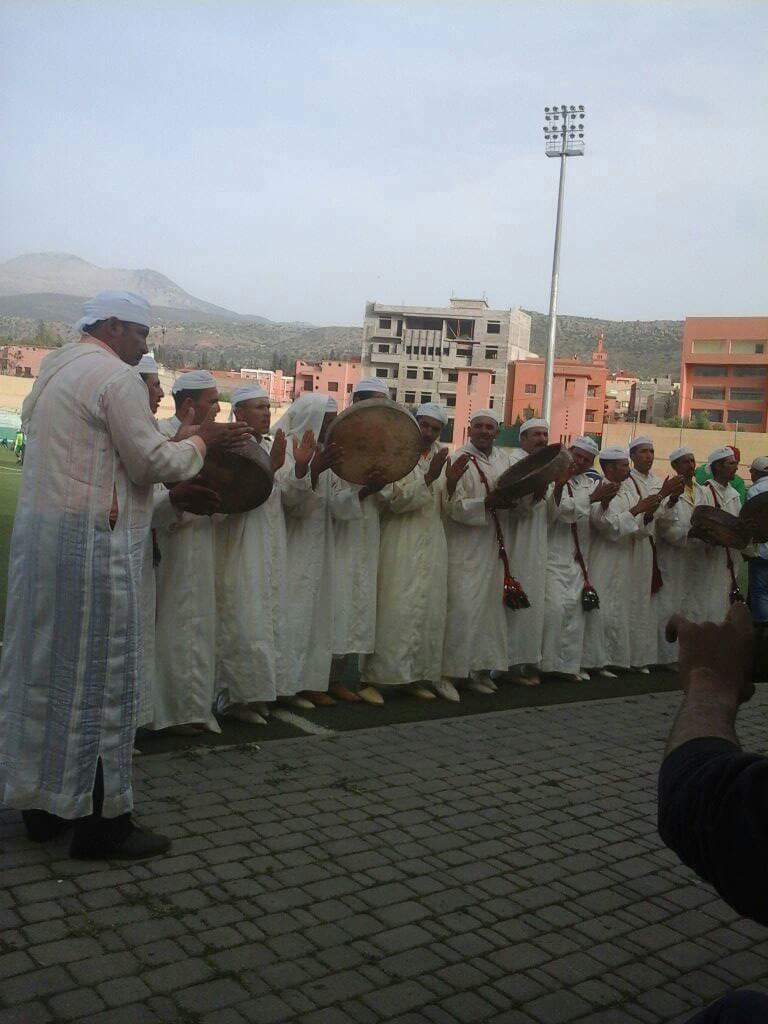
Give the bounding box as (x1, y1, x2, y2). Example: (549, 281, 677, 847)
(541, 104, 586, 421)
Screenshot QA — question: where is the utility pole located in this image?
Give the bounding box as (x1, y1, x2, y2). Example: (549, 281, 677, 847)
(541, 104, 586, 421)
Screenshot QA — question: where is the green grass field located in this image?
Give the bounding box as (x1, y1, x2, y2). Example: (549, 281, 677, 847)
(0, 448, 22, 631)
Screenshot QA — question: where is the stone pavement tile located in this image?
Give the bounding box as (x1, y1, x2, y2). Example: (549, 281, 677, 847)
(361, 979, 432, 1018)
(524, 989, 592, 1023)
(47, 987, 107, 1020)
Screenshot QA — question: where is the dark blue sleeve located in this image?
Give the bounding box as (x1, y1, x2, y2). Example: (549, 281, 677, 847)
(658, 737, 768, 926)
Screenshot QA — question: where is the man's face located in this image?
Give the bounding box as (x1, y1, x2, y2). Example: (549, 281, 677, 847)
(417, 416, 442, 449)
(569, 447, 594, 476)
(631, 445, 655, 475)
(601, 459, 630, 483)
(319, 410, 336, 441)
(235, 398, 270, 436)
(142, 373, 164, 415)
(469, 416, 498, 453)
(672, 454, 696, 482)
(100, 318, 149, 366)
(179, 387, 220, 426)
(713, 456, 738, 484)
(521, 427, 548, 454)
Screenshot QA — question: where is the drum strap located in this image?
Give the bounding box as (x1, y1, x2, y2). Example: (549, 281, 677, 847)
(707, 483, 744, 603)
(469, 456, 530, 610)
(630, 477, 663, 595)
(566, 482, 599, 611)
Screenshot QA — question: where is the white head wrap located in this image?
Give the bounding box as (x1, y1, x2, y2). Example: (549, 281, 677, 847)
(75, 290, 152, 332)
(136, 354, 158, 375)
(171, 370, 218, 395)
(519, 417, 549, 435)
(571, 436, 598, 457)
(272, 393, 334, 440)
(751, 456, 768, 473)
(352, 377, 389, 397)
(748, 477, 768, 499)
(326, 396, 338, 412)
(470, 409, 499, 426)
(231, 385, 268, 408)
(416, 402, 448, 426)
(599, 445, 630, 462)
(669, 445, 694, 463)
(629, 435, 654, 451)
(707, 446, 734, 468)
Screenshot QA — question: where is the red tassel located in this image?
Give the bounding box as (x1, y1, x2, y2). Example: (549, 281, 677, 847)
(503, 575, 530, 610)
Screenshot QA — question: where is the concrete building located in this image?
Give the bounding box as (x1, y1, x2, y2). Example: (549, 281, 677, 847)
(629, 376, 678, 424)
(605, 371, 638, 422)
(293, 358, 362, 408)
(679, 315, 768, 432)
(240, 367, 294, 404)
(361, 298, 532, 438)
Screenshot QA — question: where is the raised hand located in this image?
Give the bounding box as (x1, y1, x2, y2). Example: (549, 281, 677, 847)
(292, 430, 317, 478)
(270, 429, 287, 472)
(632, 493, 662, 517)
(445, 452, 471, 496)
(197, 408, 256, 451)
(591, 480, 620, 505)
(425, 447, 449, 485)
(171, 405, 198, 442)
(660, 474, 686, 503)
(169, 482, 221, 517)
(359, 467, 389, 500)
(310, 442, 342, 486)
(666, 601, 754, 706)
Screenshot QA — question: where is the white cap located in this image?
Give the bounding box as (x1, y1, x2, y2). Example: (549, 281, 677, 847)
(326, 396, 338, 411)
(136, 354, 158, 375)
(751, 456, 768, 473)
(629, 435, 654, 451)
(416, 402, 448, 426)
(520, 417, 549, 435)
(599, 445, 630, 462)
(352, 377, 389, 396)
(748, 477, 768, 499)
(571, 436, 598, 457)
(231, 385, 269, 408)
(75, 290, 152, 332)
(707, 445, 735, 467)
(171, 370, 218, 395)
(669, 445, 694, 463)
(470, 408, 499, 425)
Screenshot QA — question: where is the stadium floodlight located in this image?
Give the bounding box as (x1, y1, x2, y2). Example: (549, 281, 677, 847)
(541, 104, 587, 421)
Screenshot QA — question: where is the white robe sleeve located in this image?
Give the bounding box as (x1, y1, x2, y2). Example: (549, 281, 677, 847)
(547, 485, 586, 526)
(102, 373, 203, 486)
(590, 498, 640, 541)
(446, 466, 488, 527)
(276, 462, 315, 511)
(151, 487, 181, 530)
(381, 473, 432, 515)
(329, 475, 365, 522)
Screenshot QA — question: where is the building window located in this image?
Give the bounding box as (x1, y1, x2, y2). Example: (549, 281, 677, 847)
(732, 365, 767, 377)
(693, 365, 728, 377)
(486, 321, 501, 334)
(446, 318, 475, 340)
(457, 348, 471, 358)
(694, 408, 724, 422)
(328, 382, 339, 392)
(395, 320, 403, 337)
(484, 349, 498, 360)
(585, 410, 596, 422)
(565, 378, 576, 395)
(447, 371, 459, 382)
(378, 343, 390, 353)
(405, 346, 412, 355)
(587, 385, 598, 397)
(489, 397, 494, 409)
(443, 347, 450, 356)
(421, 392, 431, 403)
(375, 368, 389, 378)
(441, 393, 457, 408)
(347, 383, 353, 393)
(728, 409, 763, 424)
(404, 391, 416, 404)
(302, 379, 313, 391)
(692, 386, 726, 400)
(730, 388, 764, 401)
(524, 383, 537, 394)
(731, 340, 767, 354)
(406, 367, 418, 379)
(420, 347, 427, 356)
(389, 389, 397, 401)
(491, 373, 496, 384)
(691, 339, 726, 353)
(379, 317, 391, 329)
(423, 369, 434, 380)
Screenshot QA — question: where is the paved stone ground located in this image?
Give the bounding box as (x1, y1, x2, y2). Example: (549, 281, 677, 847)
(2, 690, 768, 1024)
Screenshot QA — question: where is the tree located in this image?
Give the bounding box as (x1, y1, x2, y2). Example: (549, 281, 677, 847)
(690, 411, 711, 430)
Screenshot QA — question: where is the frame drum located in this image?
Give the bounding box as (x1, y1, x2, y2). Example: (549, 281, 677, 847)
(324, 398, 423, 485)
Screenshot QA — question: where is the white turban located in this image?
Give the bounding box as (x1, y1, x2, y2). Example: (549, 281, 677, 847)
(751, 456, 768, 473)
(629, 435, 654, 451)
(599, 445, 630, 462)
(272, 393, 333, 439)
(669, 445, 694, 463)
(171, 370, 218, 395)
(326, 396, 338, 412)
(519, 417, 549, 435)
(470, 408, 499, 425)
(416, 402, 448, 426)
(136, 354, 158, 375)
(231, 385, 268, 408)
(75, 290, 152, 332)
(748, 477, 768, 499)
(571, 436, 598, 457)
(353, 377, 389, 397)
(707, 446, 734, 468)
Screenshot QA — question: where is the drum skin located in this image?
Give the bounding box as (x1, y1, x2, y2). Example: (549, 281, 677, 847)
(195, 442, 274, 514)
(740, 491, 768, 543)
(689, 506, 749, 550)
(493, 443, 572, 501)
(324, 398, 423, 485)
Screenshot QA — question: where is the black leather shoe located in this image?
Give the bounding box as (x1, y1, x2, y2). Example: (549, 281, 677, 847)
(70, 819, 172, 861)
(22, 810, 73, 843)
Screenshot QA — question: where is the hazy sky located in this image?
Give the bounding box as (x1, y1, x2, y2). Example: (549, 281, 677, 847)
(2, 1, 766, 325)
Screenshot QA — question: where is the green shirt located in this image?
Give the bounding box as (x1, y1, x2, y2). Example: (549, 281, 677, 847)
(695, 464, 747, 505)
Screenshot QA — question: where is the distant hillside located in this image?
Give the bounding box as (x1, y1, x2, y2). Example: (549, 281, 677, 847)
(525, 310, 683, 378)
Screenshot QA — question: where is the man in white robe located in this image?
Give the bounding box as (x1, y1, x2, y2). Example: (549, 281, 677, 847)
(503, 418, 551, 685)
(541, 436, 616, 681)
(214, 386, 316, 723)
(656, 446, 716, 663)
(626, 437, 684, 670)
(702, 446, 744, 621)
(361, 402, 450, 700)
(441, 409, 513, 697)
(0, 292, 244, 860)
(330, 378, 389, 706)
(583, 447, 663, 675)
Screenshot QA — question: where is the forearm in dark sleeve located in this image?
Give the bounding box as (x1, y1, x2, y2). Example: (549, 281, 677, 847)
(658, 738, 768, 926)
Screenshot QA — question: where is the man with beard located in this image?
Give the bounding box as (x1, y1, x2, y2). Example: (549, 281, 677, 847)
(703, 446, 744, 621)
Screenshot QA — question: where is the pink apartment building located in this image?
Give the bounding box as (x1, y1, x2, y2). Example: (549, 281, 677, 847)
(294, 359, 362, 408)
(240, 368, 294, 404)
